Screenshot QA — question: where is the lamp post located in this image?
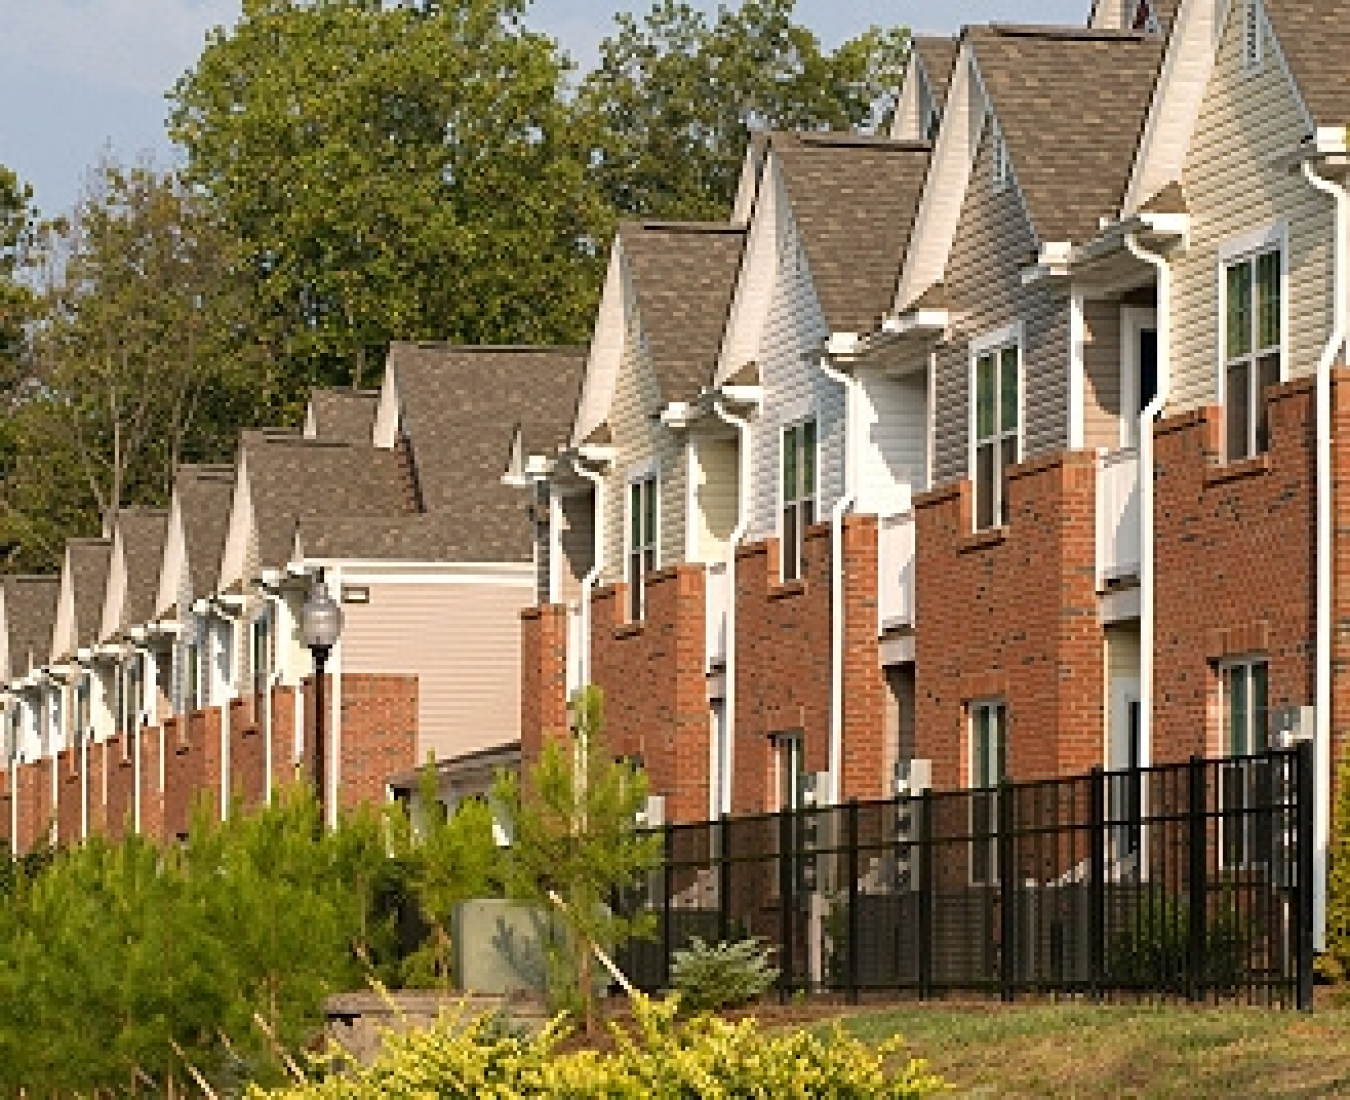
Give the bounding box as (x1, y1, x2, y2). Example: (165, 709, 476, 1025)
(301, 568, 343, 824)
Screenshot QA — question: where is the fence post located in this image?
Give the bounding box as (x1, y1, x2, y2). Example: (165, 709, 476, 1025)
(779, 806, 794, 1002)
(918, 787, 935, 1000)
(718, 813, 731, 946)
(661, 821, 674, 991)
(846, 798, 860, 1004)
(999, 778, 1016, 1003)
(1187, 755, 1208, 1003)
(1296, 739, 1315, 1011)
(1089, 766, 1107, 999)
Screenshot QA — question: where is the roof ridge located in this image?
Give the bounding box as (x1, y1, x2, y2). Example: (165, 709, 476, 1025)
(622, 220, 742, 235)
(981, 23, 1155, 41)
(397, 341, 587, 353)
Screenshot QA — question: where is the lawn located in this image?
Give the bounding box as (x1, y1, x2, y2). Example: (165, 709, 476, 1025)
(829, 1001, 1350, 1097)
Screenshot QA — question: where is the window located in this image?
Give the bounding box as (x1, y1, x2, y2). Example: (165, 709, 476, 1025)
(781, 419, 817, 581)
(1221, 660, 1272, 869)
(1241, 0, 1263, 72)
(973, 340, 1020, 529)
(626, 475, 657, 621)
(6, 706, 18, 763)
(73, 675, 89, 742)
(1223, 248, 1281, 459)
(252, 609, 273, 695)
(48, 690, 62, 750)
(1132, 0, 1160, 32)
(121, 659, 142, 735)
(774, 732, 806, 812)
(970, 701, 1007, 885)
(183, 642, 200, 714)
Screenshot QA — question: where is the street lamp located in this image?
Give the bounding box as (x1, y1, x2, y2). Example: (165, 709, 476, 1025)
(301, 568, 343, 823)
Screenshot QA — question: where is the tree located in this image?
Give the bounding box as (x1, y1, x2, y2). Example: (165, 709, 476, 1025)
(169, 0, 609, 391)
(579, 0, 910, 221)
(0, 165, 35, 388)
(495, 687, 661, 1033)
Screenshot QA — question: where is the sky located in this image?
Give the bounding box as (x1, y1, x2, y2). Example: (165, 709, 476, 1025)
(0, 0, 1088, 217)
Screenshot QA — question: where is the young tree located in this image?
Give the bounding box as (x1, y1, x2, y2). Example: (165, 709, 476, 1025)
(579, 0, 910, 221)
(495, 687, 661, 1032)
(0, 164, 35, 389)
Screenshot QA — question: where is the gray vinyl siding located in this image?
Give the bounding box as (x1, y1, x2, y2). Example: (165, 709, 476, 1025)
(1082, 299, 1125, 452)
(1169, 2, 1333, 413)
(534, 483, 550, 605)
(932, 119, 1071, 486)
(694, 435, 740, 563)
(857, 366, 929, 515)
(341, 578, 534, 763)
(746, 182, 844, 543)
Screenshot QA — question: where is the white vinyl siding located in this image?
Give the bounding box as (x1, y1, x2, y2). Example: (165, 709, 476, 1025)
(1169, 0, 1331, 415)
(340, 577, 534, 764)
(693, 435, 740, 564)
(856, 367, 929, 516)
(932, 117, 1068, 486)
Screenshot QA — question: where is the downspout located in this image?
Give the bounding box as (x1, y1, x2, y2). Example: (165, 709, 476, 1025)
(817, 354, 860, 808)
(1301, 158, 1348, 951)
(329, 563, 344, 831)
(1123, 231, 1172, 785)
(712, 398, 752, 818)
(574, 464, 605, 693)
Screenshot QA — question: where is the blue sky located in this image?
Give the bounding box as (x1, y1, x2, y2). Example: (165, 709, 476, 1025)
(0, 0, 1087, 217)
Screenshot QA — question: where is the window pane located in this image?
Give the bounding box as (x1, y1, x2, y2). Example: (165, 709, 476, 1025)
(643, 479, 656, 546)
(1000, 346, 1019, 432)
(629, 551, 643, 620)
(1000, 437, 1017, 524)
(976, 442, 995, 530)
(1256, 250, 1281, 349)
(783, 506, 799, 581)
(975, 355, 995, 440)
(1226, 361, 1251, 460)
(801, 496, 815, 529)
(1252, 662, 1268, 753)
(1139, 329, 1159, 413)
(994, 706, 1008, 781)
(1228, 665, 1249, 756)
(974, 706, 990, 787)
(782, 427, 798, 504)
(802, 419, 817, 495)
(630, 482, 641, 547)
(1257, 353, 1280, 452)
(1226, 262, 1252, 359)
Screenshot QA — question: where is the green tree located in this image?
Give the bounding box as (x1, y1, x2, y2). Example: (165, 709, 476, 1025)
(170, 0, 608, 391)
(495, 686, 661, 1033)
(0, 164, 35, 388)
(579, 0, 910, 221)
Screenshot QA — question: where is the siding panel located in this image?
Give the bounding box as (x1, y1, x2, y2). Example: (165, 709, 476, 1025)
(695, 435, 740, 562)
(857, 367, 928, 514)
(1082, 299, 1124, 452)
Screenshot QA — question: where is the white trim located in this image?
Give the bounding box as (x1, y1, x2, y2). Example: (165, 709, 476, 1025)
(967, 323, 1024, 530)
(548, 485, 563, 605)
(290, 560, 535, 583)
(625, 459, 658, 485)
(1216, 219, 1286, 265)
(1120, 307, 1159, 448)
(970, 322, 1023, 359)
(1069, 292, 1086, 449)
(684, 438, 698, 562)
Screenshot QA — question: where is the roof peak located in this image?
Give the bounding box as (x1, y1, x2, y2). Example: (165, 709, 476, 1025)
(978, 23, 1155, 41)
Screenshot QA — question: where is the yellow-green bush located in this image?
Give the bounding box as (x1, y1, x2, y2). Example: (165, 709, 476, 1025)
(249, 995, 945, 1098)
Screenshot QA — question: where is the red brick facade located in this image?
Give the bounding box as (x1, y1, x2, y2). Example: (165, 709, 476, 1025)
(329, 673, 418, 810)
(913, 451, 1102, 790)
(591, 565, 709, 823)
(229, 696, 268, 811)
(55, 748, 82, 847)
(520, 603, 570, 772)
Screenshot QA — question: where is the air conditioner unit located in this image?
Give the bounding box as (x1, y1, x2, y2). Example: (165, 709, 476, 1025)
(1272, 704, 1315, 747)
(895, 758, 933, 796)
(635, 794, 665, 830)
(800, 770, 831, 808)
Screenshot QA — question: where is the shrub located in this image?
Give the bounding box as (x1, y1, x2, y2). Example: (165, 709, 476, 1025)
(248, 994, 946, 1098)
(1107, 890, 1251, 995)
(670, 935, 779, 1011)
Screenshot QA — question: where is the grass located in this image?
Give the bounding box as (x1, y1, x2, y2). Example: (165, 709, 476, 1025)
(824, 1000, 1350, 1097)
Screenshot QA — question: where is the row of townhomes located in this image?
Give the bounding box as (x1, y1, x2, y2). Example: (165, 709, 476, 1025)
(3, 0, 1350, 949)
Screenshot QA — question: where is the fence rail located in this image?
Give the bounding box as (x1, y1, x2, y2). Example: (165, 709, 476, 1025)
(616, 745, 1314, 1008)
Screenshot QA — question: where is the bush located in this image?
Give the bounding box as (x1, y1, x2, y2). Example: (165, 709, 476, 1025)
(248, 994, 946, 1098)
(1107, 890, 1251, 994)
(670, 935, 779, 1011)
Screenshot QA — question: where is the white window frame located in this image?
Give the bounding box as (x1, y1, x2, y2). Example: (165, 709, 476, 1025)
(969, 324, 1023, 531)
(1217, 222, 1286, 461)
(969, 700, 1008, 886)
(779, 416, 818, 582)
(625, 464, 658, 621)
(1219, 658, 1271, 870)
(772, 730, 806, 813)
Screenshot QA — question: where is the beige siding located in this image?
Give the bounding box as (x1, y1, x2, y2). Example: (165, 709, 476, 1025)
(694, 434, 740, 562)
(933, 121, 1070, 485)
(558, 490, 595, 603)
(342, 579, 534, 762)
(1082, 299, 1125, 452)
(857, 367, 928, 514)
(1170, 4, 1333, 412)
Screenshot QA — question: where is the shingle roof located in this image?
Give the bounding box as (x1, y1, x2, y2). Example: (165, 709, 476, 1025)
(1, 576, 58, 679)
(175, 464, 236, 603)
(388, 343, 586, 562)
(240, 431, 412, 571)
(307, 388, 380, 445)
(112, 508, 169, 635)
(912, 36, 959, 114)
(293, 513, 493, 563)
(769, 132, 932, 334)
(616, 223, 745, 404)
(65, 538, 112, 654)
(969, 25, 1164, 244)
(1264, 0, 1350, 127)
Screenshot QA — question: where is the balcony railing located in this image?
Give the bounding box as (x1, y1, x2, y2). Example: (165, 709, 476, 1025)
(566, 601, 585, 697)
(706, 562, 729, 668)
(878, 512, 916, 632)
(1097, 448, 1141, 585)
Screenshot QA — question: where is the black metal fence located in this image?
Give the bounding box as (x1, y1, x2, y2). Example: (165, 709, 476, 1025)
(615, 744, 1315, 1008)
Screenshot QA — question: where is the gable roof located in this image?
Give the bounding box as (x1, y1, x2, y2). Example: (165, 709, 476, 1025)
(174, 464, 236, 603)
(769, 132, 932, 334)
(63, 539, 112, 657)
(305, 388, 380, 445)
(240, 431, 412, 571)
(912, 36, 959, 113)
(110, 508, 169, 635)
(389, 343, 586, 561)
(292, 512, 514, 564)
(615, 222, 746, 405)
(970, 25, 1165, 245)
(1, 576, 58, 681)
(1264, 0, 1350, 126)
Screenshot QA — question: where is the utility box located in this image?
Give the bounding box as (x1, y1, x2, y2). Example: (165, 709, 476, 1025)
(451, 900, 560, 998)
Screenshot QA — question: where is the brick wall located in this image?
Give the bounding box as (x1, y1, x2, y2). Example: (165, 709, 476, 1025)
(55, 748, 82, 846)
(913, 451, 1102, 790)
(87, 741, 107, 838)
(229, 696, 268, 811)
(591, 564, 709, 823)
(270, 685, 300, 796)
(0, 767, 10, 851)
(16, 760, 50, 852)
(162, 709, 217, 840)
(326, 673, 418, 810)
(140, 724, 165, 843)
(520, 604, 570, 771)
(105, 734, 135, 841)
(1151, 376, 1329, 764)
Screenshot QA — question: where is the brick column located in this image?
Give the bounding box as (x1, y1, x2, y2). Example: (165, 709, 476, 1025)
(334, 673, 418, 810)
(520, 604, 570, 771)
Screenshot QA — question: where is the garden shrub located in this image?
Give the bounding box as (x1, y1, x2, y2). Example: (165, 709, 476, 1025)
(669, 935, 778, 1010)
(1107, 889, 1251, 994)
(248, 993, 946, 1098)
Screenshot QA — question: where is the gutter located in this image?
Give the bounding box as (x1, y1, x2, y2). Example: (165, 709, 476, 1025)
(819, 339, 862, 808)
(1122, 232, 1172, 786)
(574, 463, 606, 693)
(711, 398, 753, 818)
(1300, 156, 1347, 950)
